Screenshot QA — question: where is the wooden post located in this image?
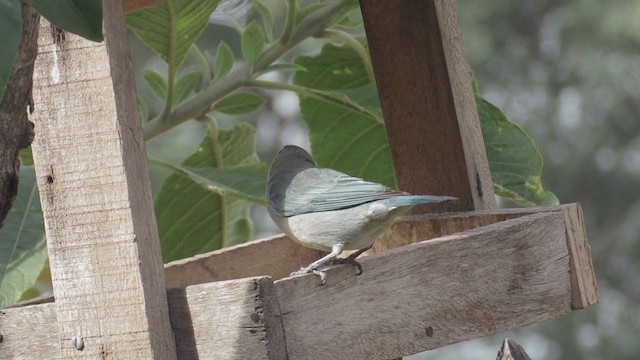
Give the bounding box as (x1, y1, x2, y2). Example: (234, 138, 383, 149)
(27, 1, 176, 358)
(360, 0, 496, 212)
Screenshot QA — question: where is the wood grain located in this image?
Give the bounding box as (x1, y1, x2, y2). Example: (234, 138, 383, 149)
(27, 3, 175, 358)
(360, 0, 495, 212)
(275, 212, 572, 359)
(167, 277, 286, 360)
(1, 277, 287, 360)
(164, 234, 324, 288)
(561, 205, 598, 309)
(496, 338, 532, 360)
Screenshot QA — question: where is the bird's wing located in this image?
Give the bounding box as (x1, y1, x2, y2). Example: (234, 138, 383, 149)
(282, 172, 406, 216)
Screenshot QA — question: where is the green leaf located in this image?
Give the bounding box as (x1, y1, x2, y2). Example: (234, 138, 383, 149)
(0, 166, 48, 308)
(156, 161, 267, 203)
(477, 95, 559, 206)
(294, 42, 370, 90)
(293, 43, 396, 188)
(127, 0, 222, 67)
(143, 69, 167, 100)
(173, 70, 201, 105)
(0, 0, 21, 101)
(138, 96, 149, 123)
(252, 0, 273, 42)
(25, 0, 103, 42)
(213, 92, 266, 115)
(214, 41, 234, 80)
(154, 123, 261, 262)
(241, 20, 265, 67)
(296, 2, 328, 25)
(20, 147, 33, 166)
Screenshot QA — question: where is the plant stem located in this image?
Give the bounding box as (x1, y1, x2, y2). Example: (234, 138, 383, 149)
(317, 29, 375, 83)
(143, 0, 356, 141)
(203, 115, 227, 246)
(281, 0, 297, 44)
(160, 0, 178, 120)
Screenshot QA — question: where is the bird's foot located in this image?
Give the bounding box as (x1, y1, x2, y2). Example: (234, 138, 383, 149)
(290, 267, 327, 285)
(332, 256, 363, 275)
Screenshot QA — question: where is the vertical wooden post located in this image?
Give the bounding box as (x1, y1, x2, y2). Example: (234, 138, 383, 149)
(360, 0, 496, 212)
(29, 1, 176, 358)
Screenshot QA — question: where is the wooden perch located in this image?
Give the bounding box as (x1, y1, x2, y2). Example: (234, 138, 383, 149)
(0, 204, 598, 359)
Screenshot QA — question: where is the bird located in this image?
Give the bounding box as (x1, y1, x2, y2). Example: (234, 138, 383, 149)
(266, 145, 457, 284)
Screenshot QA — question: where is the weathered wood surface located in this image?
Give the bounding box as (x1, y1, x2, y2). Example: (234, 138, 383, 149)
(0, 207, 596, 359)
(1, 277, 286, 360)
(26, 3, 175, 358)
(275, 212, 572, 359)
(360, 0, 496, 212)
(164, 234, 324, 288)
(167, 277, 286, 360)
(497, 339, 532, 360)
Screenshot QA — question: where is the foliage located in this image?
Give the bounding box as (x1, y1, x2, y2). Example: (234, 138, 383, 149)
(1, 0, 557, 308)
(0, 166, 47, 308)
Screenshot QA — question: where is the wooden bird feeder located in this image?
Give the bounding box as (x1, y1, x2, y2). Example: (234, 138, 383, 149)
(0, 1, 597, 359)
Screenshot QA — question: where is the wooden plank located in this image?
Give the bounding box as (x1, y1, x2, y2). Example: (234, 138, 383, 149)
(1, 277, 287, 360)
(0, 304, 60, 359)
(360, 0, 495, 212)
(164, 234, 324, 288)
(27, 2, 175, 358)
(166, 207, 547, 288)
(561, 205, 598, 309)
(167, 277, 286, 360)
(274, 212, 573, 359)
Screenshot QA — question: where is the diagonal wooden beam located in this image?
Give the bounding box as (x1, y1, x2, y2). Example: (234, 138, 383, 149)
(360, 0, 495, 212)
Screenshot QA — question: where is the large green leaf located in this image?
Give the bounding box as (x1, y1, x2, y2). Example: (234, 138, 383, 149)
(293, 42, 557, 206)
(293, 42, 396, 188)
(154, 123, 262, 262)
(477, 95, 559, 206)
(0, 0, 22, 101)
(25, 0, 103, 42)
(0, 166, 48, 308)
(127, 0, 221, 68)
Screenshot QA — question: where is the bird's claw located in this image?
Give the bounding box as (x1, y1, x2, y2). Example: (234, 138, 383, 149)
(290, 268, 327, 285)
(332, 257, 363, 275)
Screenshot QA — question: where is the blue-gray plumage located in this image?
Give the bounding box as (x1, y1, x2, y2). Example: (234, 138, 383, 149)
(267, 145, 456, 284)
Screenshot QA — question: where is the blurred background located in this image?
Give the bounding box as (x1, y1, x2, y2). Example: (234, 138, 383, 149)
(130, 0, 640, 358)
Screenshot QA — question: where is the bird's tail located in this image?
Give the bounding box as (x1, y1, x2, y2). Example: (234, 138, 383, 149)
(384, 195, 457, 208)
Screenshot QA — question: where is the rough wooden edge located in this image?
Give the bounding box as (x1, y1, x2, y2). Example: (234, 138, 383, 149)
(360, 0, 495, 212)
(561, 204, 599, 309)
(274, 212, 573, 359)
(164, 233, 325, 288)
(166, 277, 286, 360)
(497, 339, 532, 360)
(1, 277, 287, 360)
